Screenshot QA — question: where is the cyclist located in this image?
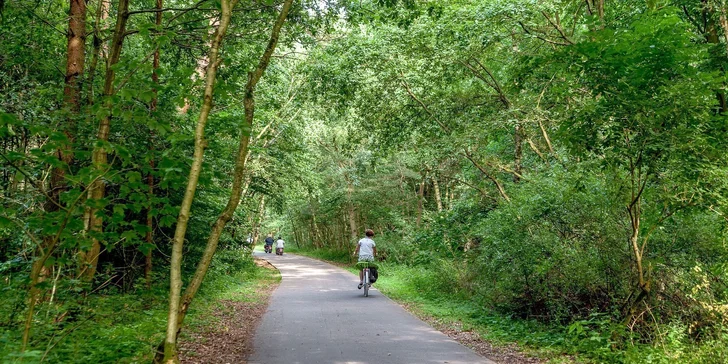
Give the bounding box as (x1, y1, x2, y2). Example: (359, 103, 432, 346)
(275, 236, 285, 255)
(355, 229, 377, 289)
(264, 233, 274, 253)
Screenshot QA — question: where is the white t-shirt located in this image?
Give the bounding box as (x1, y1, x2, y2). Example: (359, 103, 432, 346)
(276, 239, 285, 248)
(357, 237, 376, 259)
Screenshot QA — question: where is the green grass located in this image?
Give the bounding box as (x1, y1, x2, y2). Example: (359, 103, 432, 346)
(0, 249, 277, 363)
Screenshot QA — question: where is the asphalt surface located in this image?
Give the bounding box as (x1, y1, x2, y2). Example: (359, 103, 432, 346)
(248, 252, 493, 364)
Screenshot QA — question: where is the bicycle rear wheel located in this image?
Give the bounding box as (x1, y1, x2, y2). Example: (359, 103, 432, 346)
(363, 269, 370, 297)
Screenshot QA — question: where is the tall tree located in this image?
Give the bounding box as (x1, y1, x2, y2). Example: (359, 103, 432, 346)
(23, 0, 87, 350)
(80, 0, 130, 281)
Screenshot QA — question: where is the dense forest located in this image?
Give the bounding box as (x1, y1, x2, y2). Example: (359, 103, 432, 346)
(1, 0, 728, 362)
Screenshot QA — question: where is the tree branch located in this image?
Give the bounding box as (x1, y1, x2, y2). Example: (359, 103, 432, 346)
(541, 11, 574, 45)
(400, 74, 452, 133)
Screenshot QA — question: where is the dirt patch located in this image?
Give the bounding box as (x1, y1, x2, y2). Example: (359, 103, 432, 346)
(179, 259, 279, 364)
(254, 258, 276, 269)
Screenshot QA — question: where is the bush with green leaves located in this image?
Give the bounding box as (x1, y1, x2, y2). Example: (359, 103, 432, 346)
(473, 166, 628, 321)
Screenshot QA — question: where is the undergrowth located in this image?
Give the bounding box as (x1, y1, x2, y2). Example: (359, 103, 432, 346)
(0, 247, 261, 363)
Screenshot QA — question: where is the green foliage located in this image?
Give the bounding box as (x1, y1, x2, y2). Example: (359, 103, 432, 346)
(474, 166, 627, 320)
(0, 247, 257, 363)
(3, 0, 728, 361)
(278, 1, 728, 362)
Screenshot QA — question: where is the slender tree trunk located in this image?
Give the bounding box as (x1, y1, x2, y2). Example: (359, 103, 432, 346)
(145, 167, 154, 289)
(596, 0, 604, 24)
(345, 174, 357, 242)
(292, 219, 301, 248)
(162, 1, 238, 362)
(311, 212, 320, 248)
(81, 0, 130, 281)
(87, 0, 109, 105)
(720, 2, 728, 57)
(145, 0, 163, 290)
(432, 174, 443, 212)
(448, 183, 455, 210)
(416, 174, 425, 228)
(162, 1, 292, 361)
(513, 123, 522, 183)
(629, 207, 643, 289)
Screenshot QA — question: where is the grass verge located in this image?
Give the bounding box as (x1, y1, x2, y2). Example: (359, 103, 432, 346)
(0, 249, 275, 363)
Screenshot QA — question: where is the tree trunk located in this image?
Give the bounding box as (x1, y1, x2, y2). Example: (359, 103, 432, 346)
(311, 212, 321, 248)
(720, 1, 728, 57)
(87, 0, 109, 105)
(513, 123, 522, 183)
(450, 184, 455, 209)
(24, 0, 87, 350)
(81, 0, 130, 282)
(432, 174, 443, 212)
(291, 219, 301, 248)
(463, 149, 510, 202)
(416, 174, 425, 228)
(162, 0, 292, 361)
(162, 1, 238, 362)
(346, 174, 357, 242)
(145, 0, 163, 290)
(596, 0, 604, 24)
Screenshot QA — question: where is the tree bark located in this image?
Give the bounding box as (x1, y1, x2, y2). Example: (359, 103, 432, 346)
(162, 1, 238, 362)
(463, 149, 510, 202)
(416, 174, 426, 228)
(311, 211, 321, 248)
(162, 0, 292, 361)
(81, 0, 131, 282)
(513, 123, 522, 183)
(24, 0, 87, 350)
(87, 0, 109, 105)
(432, 174, 443, 212)
(145, 0, 163, 290)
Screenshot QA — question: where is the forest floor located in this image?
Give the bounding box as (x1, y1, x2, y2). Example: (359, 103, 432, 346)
(179, 258, 279, 364)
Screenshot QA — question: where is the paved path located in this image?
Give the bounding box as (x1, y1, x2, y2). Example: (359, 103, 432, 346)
(249, 252, 493, 364)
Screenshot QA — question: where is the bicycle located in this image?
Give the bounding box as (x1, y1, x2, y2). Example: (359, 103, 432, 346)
(356, 261, 376, 297)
